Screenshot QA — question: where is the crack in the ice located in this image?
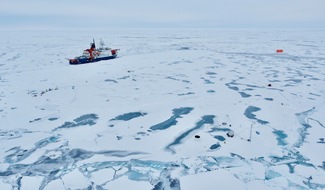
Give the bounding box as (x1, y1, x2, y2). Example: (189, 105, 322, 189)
(0, 129, 33, 141)
(152, 169, 180, 190)
(2, 149, 323, 190)
(269, 148, 315, 173)
(294, 108, 315, 148)
(1, 147, 147, 189)
(4, 136, 60, 163)
(303, 177, 325, 189)
(309, 117, 325, 128)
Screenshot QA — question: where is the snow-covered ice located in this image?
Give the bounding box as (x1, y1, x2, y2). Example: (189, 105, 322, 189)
(0, 29, 325, 189)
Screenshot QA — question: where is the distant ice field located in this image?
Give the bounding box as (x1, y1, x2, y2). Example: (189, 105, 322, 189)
(0, 29, 325, 189)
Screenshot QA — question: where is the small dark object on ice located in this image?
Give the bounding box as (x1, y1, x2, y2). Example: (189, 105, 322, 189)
(267, 84, 272, 87)
(227, 130, 234, 137)
(195, 135, 200, 139)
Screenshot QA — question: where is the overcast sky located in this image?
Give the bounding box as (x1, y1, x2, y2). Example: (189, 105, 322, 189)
(1, 0, 325, 29)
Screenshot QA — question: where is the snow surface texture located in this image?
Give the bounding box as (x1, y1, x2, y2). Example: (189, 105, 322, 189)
(0, 29, 325, 189)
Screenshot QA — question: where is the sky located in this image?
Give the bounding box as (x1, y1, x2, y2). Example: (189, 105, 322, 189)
(1, 0, 325, 29)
